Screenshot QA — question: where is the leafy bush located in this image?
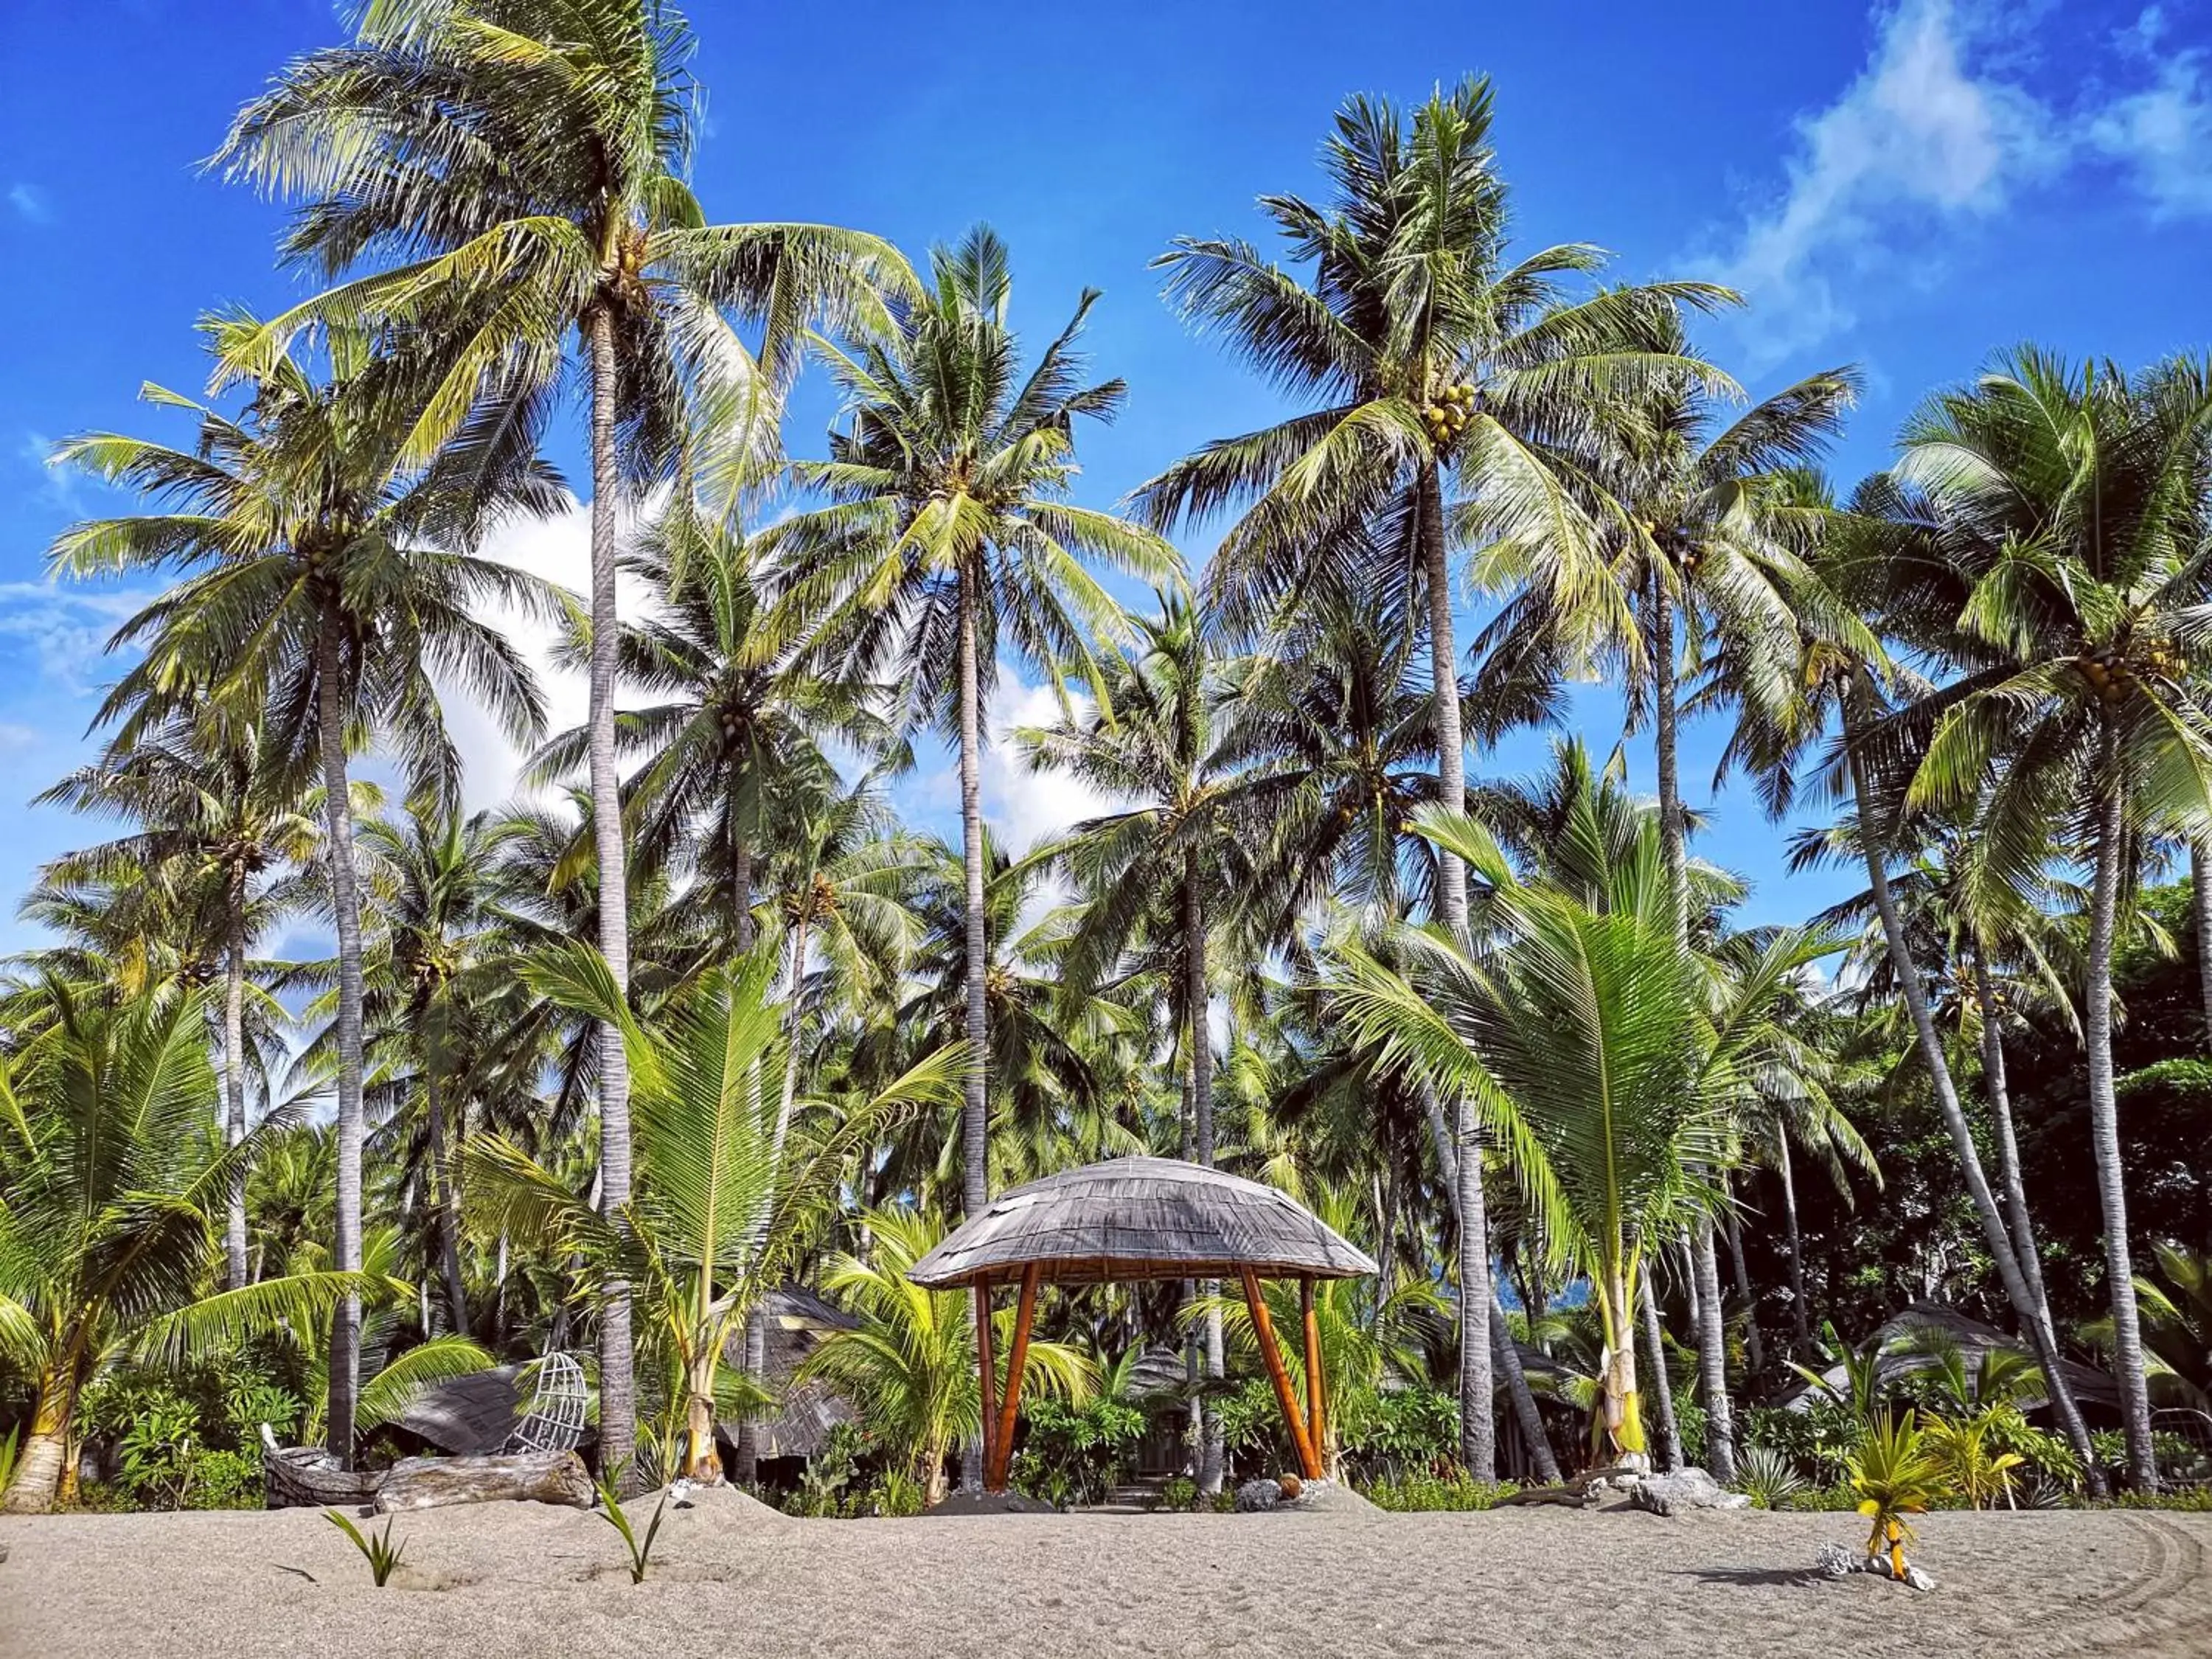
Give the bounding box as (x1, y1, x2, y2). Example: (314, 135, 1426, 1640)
(1736, 1445, 1808, 1510)
(182, 1450, 262, 1510)
(1337, 1385, 1457, 1479)
(1360, 1467, 1519, 1512)
(1009, 1394, 1147, 1508)
(1742, 1402, 1863, 1486)
(1155, 1475, 1200, 1512)
(865, 1470, 926, 1517)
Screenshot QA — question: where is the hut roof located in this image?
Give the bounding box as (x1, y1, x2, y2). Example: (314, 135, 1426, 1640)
(905, 1156, 1377, 1290)
(393, 1365, 524, 1456)
(717, 1284, 863, 1461)
(1776, 1301, 2121, 1414)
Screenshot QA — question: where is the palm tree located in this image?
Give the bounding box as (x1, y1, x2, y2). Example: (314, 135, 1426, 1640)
(0, 982, 364, 1512)
(771, 226, 1178, 1223)
(1332, 806, 1829, 1469)
(529, 519, 897, 953)
(214, 0, 914, 1480)
(801, 1207, 1093, 1503)
(48, 329, 557, 1464)
(1882, 349, 2212, 1489)
(31, 714, 314, 1290)
(1138, 79, 1725, 1477)
(471, 946, 961, 1481)
(1713, 472, 2107, 1486)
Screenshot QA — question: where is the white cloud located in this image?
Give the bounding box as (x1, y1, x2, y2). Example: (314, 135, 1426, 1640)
(1699, 1, 2212, 362)
(7, 184, 49, 224)
(980, 675, 1124, 855)
(0, 722, 38, 753)
(0, 580, 158, 695)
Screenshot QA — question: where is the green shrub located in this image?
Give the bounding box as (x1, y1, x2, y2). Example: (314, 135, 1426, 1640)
(1009, 1394, 1148, 1507)
(1736, 1445, 1808, 1510)
(1337, 1385, 1458, 1479)
(183, 1450, 262, 1510)
(1360, 1467, 1519, 1512)
(1155, 1475, 1200, 1512)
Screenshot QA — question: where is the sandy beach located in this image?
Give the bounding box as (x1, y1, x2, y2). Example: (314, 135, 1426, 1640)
(2, 1492, 2207, 1659)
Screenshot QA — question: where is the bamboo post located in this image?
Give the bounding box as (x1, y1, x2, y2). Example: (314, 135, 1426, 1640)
(1242, 1267, 1322, 1480)
(1301, 1275, 1326, 1470)
(973, 1280, 998, 1482)
(987, 1263, 1043, 1492)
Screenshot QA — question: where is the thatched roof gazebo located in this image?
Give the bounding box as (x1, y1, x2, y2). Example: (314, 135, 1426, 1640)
(908, 1156, 1377, 1489)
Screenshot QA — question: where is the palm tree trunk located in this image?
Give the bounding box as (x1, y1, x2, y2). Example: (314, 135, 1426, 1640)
(223, 886, 249, 1293)
(316, 619, 365, 1468)
(1638, 1263, 1683, 1472)
(1649, 568, 1689, 945)
(733, 1307, 766, 1484)
(1841, 669, 2102, 1486)
(1725, 1197, 1762, 1376)
(585, 299, 637, 1489)
(731, 831, 754, 953)
(1691, 1222, 1736, 1481)
(1972, 953, 2053, 1321)
(1185, 857, 1225, 1495)
(1419, 457, 1500, 1481)
(2193, 836, 2212, 1046)
(2084, 734, 2157, 1489)
(1, 1349, 80, 1513)
(425, 1071, 467, 1337)
(956, 560, 990, 1221)
(1777, 1134, 1812, 1354)
(1419, 1085, 1554, 1481)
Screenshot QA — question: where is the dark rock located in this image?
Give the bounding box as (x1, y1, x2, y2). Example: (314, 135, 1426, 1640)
(1234, 1478, 1281, 1512)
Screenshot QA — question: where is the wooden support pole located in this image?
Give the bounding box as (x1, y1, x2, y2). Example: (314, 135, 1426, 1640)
(973, 1280, 998, 1483)
(987, 1263, 1043, 1492)
(1242, 1267, 1322, 1481)
(1301, 1275, 1326, 1470)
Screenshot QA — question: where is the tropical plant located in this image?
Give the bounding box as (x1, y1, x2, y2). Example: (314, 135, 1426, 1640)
(800, 1206, 1094, 1502)
(326, 1509, 406, 1587)
(1849, 1411, 1944, 1580)
(1736, 1444, 1809, 1510)
(592, 1468, 672, 1584)
(216, 0, 916, 1480)
(0, 985, 366, 1512)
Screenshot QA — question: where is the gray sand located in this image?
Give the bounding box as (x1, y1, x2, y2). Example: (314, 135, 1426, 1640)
(3, 1496, 2207, 1658)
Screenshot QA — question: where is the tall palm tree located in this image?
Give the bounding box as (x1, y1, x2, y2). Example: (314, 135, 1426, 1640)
(32, 714, 315, 1290)
(0, 983, 365, 1512)
(1137, 78, 1725, 1478)
(771, 226, 1178, 1223)
(213, 0, 914, 1478)
(1893, 349, 2212, 1489)
(48, 329, 557, 1464)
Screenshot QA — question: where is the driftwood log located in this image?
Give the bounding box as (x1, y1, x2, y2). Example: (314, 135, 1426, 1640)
(1495, 1464, 1643, 1509)
(373, 1450, 594, 1514)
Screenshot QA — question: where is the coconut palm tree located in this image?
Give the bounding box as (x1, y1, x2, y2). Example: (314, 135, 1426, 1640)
(47, 327, 559, 1464)
(1883, 349, 2212, 1489)
(0, 982, 366, 1512)
(29, 717, 313, 1291)
(470, 945, 962, 1481)
(1330, 804, 1831, 1469)
(214, 0, 915, 1479)
(1137, 82, 1725, 1475)
(801, 1206, 1093, 1503)
(769, 225, 1178, 1222)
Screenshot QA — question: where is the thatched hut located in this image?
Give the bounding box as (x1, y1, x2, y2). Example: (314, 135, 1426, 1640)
(1775, 1301, 2122, 1419)
(720, 1284, 862, 1477)
(909, 1156, 1375, 1487)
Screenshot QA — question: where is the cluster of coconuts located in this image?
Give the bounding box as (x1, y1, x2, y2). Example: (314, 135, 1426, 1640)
(2076, 639, 2178, 703)
(1424, 383, 1477, 447)
(1948, 967, 2009, 1013)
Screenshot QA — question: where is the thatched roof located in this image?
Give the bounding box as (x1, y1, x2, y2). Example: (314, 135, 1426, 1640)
(1776, 1301, 2121, 1413)
(906, 1156, 1377, 1289)
(718, 1284, 863, 1461)
(394, 1365, 524, 1456)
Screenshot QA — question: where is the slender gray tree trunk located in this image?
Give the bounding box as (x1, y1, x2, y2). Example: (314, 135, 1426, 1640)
(425, 1068, 467, 1338)
(1724, 1198, 1762, 1377)
(732, 1308, 766, 1486)
(2084, 740, 2157, 1489)
(954, 560, 991, 1495)
(1840, 669, 2101, 1486)
(1418, 458, 1500, 1481)
(316, 621, 365, 1467)
(1489, 1293, 1559, 1484)
(1972, 953, 2054, 1324)
(956, 562, 990, 1219)
(728, 818, 761, 1476)
(731, 832, 754, 954)
(223, 889, 249, 1292)
(1776, 1134, 1812, 1354)
(585, 301, 637, 1489)
(1638, 1263, 1683, 1472)
(2193, 837, 2212, 1046)
(1186, 860, 1226, 1495)
(1691, 1222, 1736, 1481)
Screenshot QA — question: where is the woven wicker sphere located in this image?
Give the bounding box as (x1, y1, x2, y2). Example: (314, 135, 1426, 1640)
(905, 1155, 1377, 1289)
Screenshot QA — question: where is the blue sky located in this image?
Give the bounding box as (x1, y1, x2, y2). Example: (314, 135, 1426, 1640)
(2, 0, 2211, 953)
